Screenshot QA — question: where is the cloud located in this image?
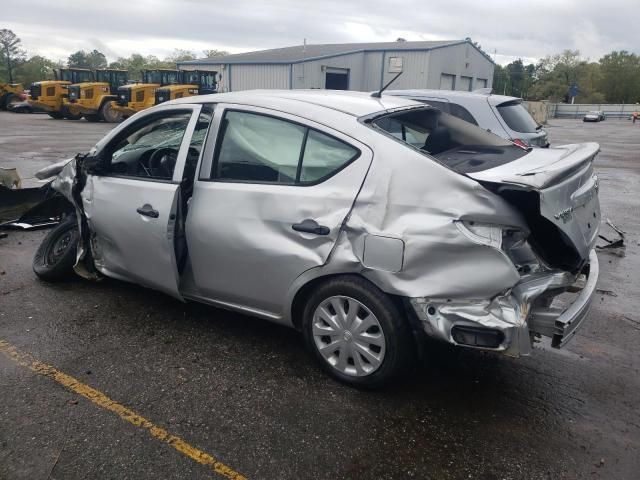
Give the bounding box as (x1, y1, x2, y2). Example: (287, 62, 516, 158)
(3, 0, 639, 64)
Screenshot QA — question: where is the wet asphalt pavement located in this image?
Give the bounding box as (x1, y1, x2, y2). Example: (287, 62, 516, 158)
(1, 112, 639, 479)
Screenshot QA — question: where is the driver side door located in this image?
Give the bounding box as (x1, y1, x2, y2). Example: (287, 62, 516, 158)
(81, 104, 203, 299)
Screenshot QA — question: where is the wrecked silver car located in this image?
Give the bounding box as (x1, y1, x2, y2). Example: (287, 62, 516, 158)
(32, 90, 600, 387)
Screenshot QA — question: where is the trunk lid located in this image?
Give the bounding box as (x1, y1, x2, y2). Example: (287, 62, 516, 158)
(468, 142, 601, 264)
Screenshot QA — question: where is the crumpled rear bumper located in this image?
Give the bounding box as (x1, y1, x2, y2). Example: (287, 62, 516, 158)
(409, 250, 599, 356)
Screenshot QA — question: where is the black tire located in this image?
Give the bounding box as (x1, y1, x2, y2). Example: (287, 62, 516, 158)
(84, 114, 101, 122)
(99, 101, 123, 123)
(302, 275, 413, 388)
(33, 215, 79, 282)
(48, 111, 64, 119)
(61, 105, 83, 120)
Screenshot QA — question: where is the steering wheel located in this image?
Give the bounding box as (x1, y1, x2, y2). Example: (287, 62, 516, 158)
(148, 148, 178, 178)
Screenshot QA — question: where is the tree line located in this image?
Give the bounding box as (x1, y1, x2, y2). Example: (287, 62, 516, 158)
(0, 28, 227, 86)
(493, 49, 640, 104)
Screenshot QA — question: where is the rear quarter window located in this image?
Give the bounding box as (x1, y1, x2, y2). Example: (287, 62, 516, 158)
(496, 101, 538, 133)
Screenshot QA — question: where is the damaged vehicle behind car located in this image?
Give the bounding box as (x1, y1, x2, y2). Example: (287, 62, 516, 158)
(31, 90, 601, 387)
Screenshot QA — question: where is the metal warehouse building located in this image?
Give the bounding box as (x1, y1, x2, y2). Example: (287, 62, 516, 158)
(178, 39, 494, 93)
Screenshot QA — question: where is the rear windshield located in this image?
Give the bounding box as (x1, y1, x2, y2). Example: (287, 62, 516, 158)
(496, 101, 538, 133)
(369, 107, 527, 174)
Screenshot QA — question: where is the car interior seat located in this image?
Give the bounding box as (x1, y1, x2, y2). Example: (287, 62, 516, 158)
(422, 126, 451, 155)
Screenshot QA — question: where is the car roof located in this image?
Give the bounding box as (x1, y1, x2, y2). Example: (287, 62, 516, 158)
(168, 89, 421, 117)
(385, 89, 522, 107)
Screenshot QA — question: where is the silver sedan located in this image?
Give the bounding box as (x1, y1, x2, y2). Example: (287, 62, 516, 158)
(33, 90, 601, 388)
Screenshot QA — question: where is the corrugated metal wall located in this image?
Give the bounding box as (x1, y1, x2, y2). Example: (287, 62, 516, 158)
(230, 64, 290, 91)
(179, 43, 495, 93)
(291, 52, 366, 90)
(379, 50, 431, 90)
(426, 43, 494, 90)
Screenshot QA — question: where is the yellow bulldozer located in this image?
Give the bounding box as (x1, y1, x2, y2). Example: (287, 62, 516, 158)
(110, 69, 180, 117)
(64, 69, 128, 123)
(154, 70, 218, 104)
(0, 82, 25, 110)
(28, 68, 94, 119)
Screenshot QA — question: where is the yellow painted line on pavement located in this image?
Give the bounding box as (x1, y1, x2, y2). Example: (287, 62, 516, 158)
(0, 339, 247, 480)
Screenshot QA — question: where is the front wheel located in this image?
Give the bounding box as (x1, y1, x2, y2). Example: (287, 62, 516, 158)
(83, 114, 101, 122)
(99, 101, 123, 123)
(302, 276, 413, 388)
(33, 215, 79, 282)
(61, 105, 82, 120)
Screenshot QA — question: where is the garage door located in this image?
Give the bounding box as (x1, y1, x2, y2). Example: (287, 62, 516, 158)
(325, 68, 349, 90)
(459, 76, 472, 91)
(476, 78, 488, 89)
(439, 73, 455, 90)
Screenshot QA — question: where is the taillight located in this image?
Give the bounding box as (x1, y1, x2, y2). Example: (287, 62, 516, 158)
(512, 138, 531, 150)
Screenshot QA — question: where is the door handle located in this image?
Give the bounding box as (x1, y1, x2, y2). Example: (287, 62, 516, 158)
(292, 219, 330, 236)
(136, 204, 159, 218)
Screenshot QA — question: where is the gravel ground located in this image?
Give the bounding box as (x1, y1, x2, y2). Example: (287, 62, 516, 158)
(0, 112, 639, 479)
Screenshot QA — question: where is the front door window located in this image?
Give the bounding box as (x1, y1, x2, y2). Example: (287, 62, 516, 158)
(107, 111, 192, 180)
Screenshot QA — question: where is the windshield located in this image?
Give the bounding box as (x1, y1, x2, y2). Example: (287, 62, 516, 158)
(371, 106, 527, 174)
(74, 70, 93, 83)
(144, 71, 179, 85)
(183, 71, 200, 84)
(199, 72, 216, 89)
(496, 101, 539, 133)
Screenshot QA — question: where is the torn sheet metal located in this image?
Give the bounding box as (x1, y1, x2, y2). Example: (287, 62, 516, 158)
(596, 218, 626, 257)
(0, 183, 65, 228)
(35, 154, 101, 280)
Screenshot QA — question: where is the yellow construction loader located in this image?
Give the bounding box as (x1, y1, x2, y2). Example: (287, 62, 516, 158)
(110, 69, 180, 117)
(0, 82, 25, 110)
(64, 69, 128, 123)
(154, 70, 218, 104)
(28, 68, 93, 119)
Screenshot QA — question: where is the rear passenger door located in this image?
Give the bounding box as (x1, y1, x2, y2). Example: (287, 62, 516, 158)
(186, 105, 372, 316)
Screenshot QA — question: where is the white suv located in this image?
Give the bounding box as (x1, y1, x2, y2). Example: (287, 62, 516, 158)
(386, 89, 549, 148)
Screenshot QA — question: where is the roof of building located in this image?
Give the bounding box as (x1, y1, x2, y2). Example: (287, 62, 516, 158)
(179, 39, 484, 66)
(169, 89, 422, 117)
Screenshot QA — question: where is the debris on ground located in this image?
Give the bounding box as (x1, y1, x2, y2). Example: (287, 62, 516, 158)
(596, 289, 618, 297)
(596, 219, 626, 257)
(0, 167, 21, 189)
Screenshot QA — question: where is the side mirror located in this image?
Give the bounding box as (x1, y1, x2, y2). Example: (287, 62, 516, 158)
(82, 151, 108, 175)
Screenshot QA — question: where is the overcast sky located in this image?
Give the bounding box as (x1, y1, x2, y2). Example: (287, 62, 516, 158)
(4, 0, 639, 65)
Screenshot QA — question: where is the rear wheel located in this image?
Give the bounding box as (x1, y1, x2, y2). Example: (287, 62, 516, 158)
(302, 276, 413, 388)
(84, 114, 101, 122)
(99, 101, 123, 123)
(33, 215, 79, 282)
(61, 105, 83, 120)
(48, 111, 64, 119)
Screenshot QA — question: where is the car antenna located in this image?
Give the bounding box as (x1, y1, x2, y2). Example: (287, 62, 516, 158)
(371, 71, 403, 98)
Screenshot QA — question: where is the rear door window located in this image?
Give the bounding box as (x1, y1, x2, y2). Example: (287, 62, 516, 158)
(496, 101, 538, 133)
(212, 110, 359, 184)
(299, 130, 359, 183)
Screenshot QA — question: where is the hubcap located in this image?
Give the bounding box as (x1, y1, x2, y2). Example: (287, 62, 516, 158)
(46, 230, 73, 265)
(312, 296, 386, 377)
